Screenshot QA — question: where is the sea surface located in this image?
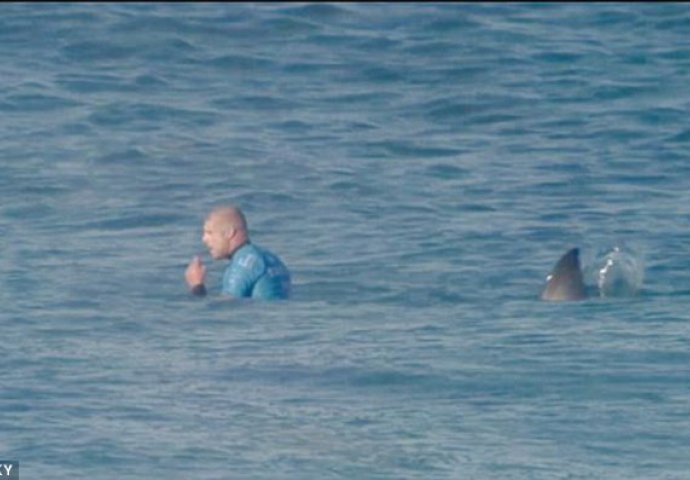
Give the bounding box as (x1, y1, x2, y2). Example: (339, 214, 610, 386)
(2, 3, 690, 479)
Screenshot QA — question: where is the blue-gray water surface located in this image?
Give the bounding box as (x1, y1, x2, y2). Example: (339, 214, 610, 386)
(2, 3, 690, 479)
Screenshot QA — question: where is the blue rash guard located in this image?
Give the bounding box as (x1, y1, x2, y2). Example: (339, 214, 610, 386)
(221, 243, 291, 300)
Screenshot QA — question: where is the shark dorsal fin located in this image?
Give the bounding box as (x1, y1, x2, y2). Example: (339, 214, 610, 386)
(541, 248, 587, 301)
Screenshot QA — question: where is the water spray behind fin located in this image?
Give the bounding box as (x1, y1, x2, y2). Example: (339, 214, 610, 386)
(594, 246, 644, 298)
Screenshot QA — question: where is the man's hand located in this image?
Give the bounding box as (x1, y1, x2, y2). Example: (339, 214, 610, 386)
(185, 255, 207, 292)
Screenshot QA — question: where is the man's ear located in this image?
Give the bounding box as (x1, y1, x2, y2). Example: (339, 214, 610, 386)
(224, 226, 236, 240)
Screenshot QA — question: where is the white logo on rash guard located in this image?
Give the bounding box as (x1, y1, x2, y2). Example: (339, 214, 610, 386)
(238, 254, 257, 269)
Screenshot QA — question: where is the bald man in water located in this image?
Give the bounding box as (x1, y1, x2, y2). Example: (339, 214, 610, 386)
(185, 205, 291, 300)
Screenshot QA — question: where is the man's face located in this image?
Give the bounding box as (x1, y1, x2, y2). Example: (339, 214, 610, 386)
(202, 217, 231, 259)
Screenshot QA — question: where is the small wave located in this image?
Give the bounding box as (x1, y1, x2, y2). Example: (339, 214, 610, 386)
(87, 102, 220, 128)
(85, 213, 185, 232)
(424, 163, 469, 179)
(61, 40, 137, 62)
(211, 95, 301, 111)
(280, 3, 357, 21)
(205, 54, 276, 72)
(0, 93, 82, 112)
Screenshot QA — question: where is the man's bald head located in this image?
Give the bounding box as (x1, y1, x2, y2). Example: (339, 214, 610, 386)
(207, 205, 248, 234)
(202, 205, 250, 259)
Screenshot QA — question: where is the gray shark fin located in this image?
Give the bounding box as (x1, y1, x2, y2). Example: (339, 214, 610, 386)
(541, 248, 587, 301)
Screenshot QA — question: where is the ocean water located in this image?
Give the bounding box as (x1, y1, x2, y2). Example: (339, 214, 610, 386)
(2, 2, 690, 479)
